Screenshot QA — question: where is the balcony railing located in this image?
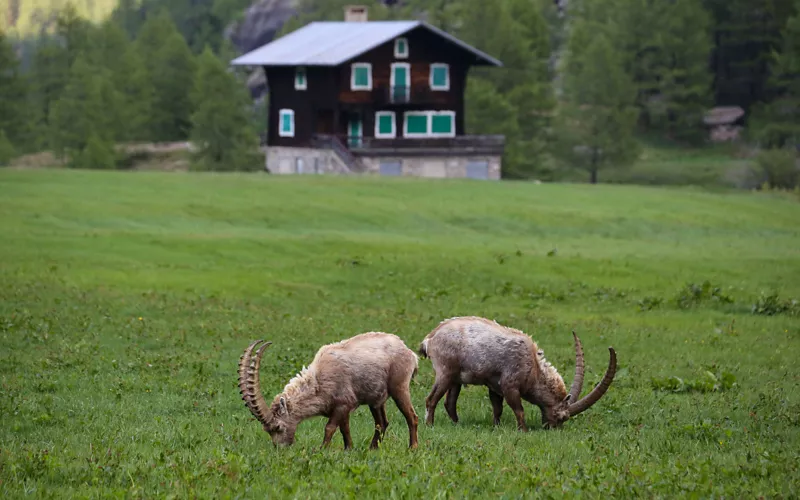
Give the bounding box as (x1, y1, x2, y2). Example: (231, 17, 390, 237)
(313, 134, 506, 156)
(372, 84, 441, 105)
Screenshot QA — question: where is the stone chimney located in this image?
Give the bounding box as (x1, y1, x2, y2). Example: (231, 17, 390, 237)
(344, 5, 368, 22)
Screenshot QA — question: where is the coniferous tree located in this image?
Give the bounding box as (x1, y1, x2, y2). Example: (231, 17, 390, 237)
(27, 38, 70, 151)
(557, 26, 639, 183)
(0, 31, 29, 153)
(189, 46, 260, 171)
(136, 12, 197, 142)
(49, 55, 119, 167)
(751, 3, 800, 148)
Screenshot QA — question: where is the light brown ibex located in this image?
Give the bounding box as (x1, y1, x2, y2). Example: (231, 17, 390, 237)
(418, 316, 616, 430)
(238, 332, 420, 449)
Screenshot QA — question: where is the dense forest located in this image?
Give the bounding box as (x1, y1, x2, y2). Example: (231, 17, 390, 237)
(1, 0, 799, 186)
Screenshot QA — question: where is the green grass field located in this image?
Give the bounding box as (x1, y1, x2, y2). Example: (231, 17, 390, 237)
(1, 169, 799, 498)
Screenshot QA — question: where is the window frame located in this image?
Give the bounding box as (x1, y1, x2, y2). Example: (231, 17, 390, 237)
(403, 111, 431, 138)
(390, 62, 411, 102)
(430, 110, 456, 138)
(402, 111, 456, 138)
(294, 67, 307, 90)
(430, 63, 450, 91)
(351, 62, 372, 90)
(375, 111, 397, 138)
(394, 37, 409, 58)
(278, 109, 295, 137)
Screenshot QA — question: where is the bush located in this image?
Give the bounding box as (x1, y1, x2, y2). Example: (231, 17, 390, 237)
(754, 148, 799, 189)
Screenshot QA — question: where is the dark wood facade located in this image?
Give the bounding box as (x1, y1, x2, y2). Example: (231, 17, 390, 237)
(263, 25, 480, 150)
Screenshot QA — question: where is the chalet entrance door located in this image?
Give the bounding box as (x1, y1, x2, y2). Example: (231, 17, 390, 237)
(316, 109, 334, 135)
(347, 114, 363, 148)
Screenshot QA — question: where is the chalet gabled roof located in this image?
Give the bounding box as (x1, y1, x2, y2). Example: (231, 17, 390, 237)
(230, 20, 503, 67)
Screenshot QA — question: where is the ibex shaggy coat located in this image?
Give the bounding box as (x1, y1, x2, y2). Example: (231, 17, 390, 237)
(418, 316, 616, 430)
(238, 332, 420, 449)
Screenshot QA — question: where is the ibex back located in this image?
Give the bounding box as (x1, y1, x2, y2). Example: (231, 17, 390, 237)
(418, 317, 616, 430)
(238, 332, 420, 449)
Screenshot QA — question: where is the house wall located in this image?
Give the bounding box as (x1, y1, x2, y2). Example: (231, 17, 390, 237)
(265, 66, 340, 148)
(337, 26, 470, 138)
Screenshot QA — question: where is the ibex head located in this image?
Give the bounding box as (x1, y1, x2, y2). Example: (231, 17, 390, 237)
(542, 332, 617, 429)
(237, 340, 299, 446)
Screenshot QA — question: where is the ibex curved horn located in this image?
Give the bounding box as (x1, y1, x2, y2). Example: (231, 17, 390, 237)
(568, 347, 616, 416)
(238, 340, 274, 429)
(567, 331, 585, 402)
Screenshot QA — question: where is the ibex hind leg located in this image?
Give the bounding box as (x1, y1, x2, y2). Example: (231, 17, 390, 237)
(444, 383, 462, 423)
(424, 373, 452, 426)
(390, 387, 419, 449)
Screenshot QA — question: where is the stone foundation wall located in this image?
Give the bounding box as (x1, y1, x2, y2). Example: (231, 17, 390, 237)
(265, 146, 350, 174)
(358, 155, 501, 180)
(264, 147, 502, 180)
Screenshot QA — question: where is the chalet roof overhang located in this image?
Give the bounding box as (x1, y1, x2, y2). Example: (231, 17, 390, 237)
(230, 20, 503, 68)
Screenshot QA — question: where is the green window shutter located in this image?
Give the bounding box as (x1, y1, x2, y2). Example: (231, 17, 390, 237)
(377, 113, 394, 135)
(295, 68, 306, 88)
(431, 65, 448, 88)
(405, 114, 428, 135)
(396, 38, 406, 55)
(431, 113, 453, 135)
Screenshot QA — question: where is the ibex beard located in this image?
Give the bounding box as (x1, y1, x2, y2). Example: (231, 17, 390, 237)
(238, 332, 420, 449)
(418, 317, 617, 430)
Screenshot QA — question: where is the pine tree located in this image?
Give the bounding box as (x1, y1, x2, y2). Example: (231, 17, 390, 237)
(465, 78, 523, 176)
(189, 46, 260, 171)
(49, 55, 120, 167)
(751, 3, 800, 148)
(27, 38, 70, 151)
(613, 0, 713, 143)
(55, 3, 95, 68)
(135, 13, 197, 142)
(557, 27, 639, 183)
(0, 31, 29, 152)
(90, 20, 154, 142)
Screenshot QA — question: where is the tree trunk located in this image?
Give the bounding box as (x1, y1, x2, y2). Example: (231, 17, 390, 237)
(590, 168, 598, 184)
(590, 148, 599, 184)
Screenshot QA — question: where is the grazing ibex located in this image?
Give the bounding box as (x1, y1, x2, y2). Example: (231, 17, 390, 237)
(238, 332, 420, 449)
(418, 316, 616, 430)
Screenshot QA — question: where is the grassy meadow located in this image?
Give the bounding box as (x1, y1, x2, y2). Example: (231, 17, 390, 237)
(1, 169, 799, 498)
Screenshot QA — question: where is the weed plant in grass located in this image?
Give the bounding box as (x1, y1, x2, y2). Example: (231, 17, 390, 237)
(1, 170, 799, 497)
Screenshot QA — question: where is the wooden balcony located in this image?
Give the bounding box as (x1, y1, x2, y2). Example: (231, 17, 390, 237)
(313, 134, 506, 156)
(371, 84, 442, 106)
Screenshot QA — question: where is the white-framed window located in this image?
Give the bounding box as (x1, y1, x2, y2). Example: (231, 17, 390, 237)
(390, 62, 410, 102)
(394, 37, 408, 58)
(375, 111, 396, 138)
(430, 63, 450, 91)
(351, 62, 372, 90)
(430, 110, 456, 137)
(278, 109, 294, 137)
(402, 111, 456, 138)
(294, 67, 307, 90)
(403, 111, 430, 138)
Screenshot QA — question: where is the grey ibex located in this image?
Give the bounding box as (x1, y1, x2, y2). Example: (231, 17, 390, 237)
(238, 332, 420, 449)
(418, 316, 616, 430)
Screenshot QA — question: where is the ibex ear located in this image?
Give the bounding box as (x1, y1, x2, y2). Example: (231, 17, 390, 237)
(278, 396, 288, 415)
(564, 394, 572, 403)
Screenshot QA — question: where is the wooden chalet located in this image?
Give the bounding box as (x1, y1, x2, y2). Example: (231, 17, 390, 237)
(231, 5, 506, 179)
